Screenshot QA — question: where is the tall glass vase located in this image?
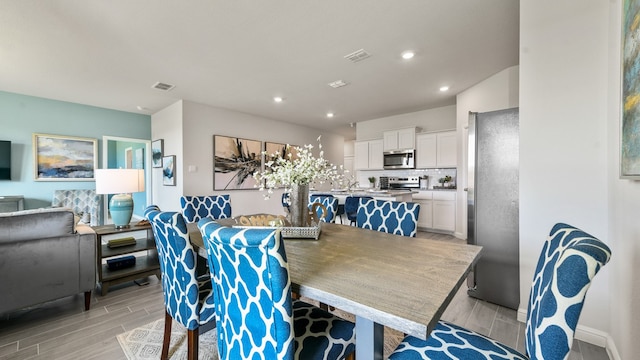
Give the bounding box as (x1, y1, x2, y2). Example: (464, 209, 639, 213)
(288, 183, 309, 227)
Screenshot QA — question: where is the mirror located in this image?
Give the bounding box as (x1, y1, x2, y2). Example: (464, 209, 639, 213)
(102, 136, 152, 224)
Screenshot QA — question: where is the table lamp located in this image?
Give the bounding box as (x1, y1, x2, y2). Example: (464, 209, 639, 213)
(95, 169, 145, 228)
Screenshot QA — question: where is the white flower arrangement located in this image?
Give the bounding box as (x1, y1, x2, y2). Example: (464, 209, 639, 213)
(254, 136, 345, 199)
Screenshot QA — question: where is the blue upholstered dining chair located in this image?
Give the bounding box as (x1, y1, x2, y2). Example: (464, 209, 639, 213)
(356, 198, 420, 237)
(180, 195, 232, 223)
(144, 206, 216, 360)
(344, 195, 372, 226)
(282, 192, 291, 213)
(388, 222, 612, 360)
(198, 217, 356, 360)
(309, 194, 339, 223)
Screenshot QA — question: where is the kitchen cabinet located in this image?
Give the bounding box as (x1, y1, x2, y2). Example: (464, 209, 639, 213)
(413, 191, 433, 228)
(416, 130, 457, 168)
(354, 139, 383, 170)
(383, 128, 415, 151)
(436, 131, 457, 167)
(413, 190, 455, 232)
(415, 133, 437, 168)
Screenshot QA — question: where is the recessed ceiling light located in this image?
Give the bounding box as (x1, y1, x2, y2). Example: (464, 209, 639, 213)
(439, 86, 450, 92)
(326, 112, 334, 118)
(328, 80, 348, 88)
(401, 51, 415, 60)
(273, 96, 283, 103)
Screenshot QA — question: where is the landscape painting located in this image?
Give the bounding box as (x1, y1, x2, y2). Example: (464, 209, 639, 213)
(214, 135, 261, 190)
(622, 0, 640, 177)
(33, 133, 97, 181)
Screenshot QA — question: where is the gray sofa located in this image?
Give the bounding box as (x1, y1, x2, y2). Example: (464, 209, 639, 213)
(0, 208, 96, 314)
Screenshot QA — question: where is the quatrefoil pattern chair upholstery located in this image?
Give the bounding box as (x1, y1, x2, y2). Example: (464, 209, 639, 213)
(180, 195, 231, 223)
(388, 222, 612, 360)
(308, 194, 339, 223)
(52, 189, 101, 226)
(144, 206, 216, 360)
(197, 218, 356, 360)
(344, 195, 372, 226)
(356, 198, 420, 237)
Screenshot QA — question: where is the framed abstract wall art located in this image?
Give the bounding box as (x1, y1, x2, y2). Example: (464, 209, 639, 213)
(162, 155, 176, 186)
(264, 141, 299, 163)
(151, 139, 163, 168)
(622, 0, 640, 178)
(33, 133, 98, 181)
(214, 135, 262, 190)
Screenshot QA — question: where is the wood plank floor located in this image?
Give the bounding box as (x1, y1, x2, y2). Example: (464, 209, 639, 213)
(0, 230, 609, 360)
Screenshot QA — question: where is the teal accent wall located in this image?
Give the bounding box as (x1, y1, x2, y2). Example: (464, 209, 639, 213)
(0, 91, 151, 210)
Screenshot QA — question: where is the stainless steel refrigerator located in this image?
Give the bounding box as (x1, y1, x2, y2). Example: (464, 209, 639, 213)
(467, 108, 519, 310)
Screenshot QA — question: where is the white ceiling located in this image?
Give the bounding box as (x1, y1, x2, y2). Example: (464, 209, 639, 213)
(0, 1, 519, 139)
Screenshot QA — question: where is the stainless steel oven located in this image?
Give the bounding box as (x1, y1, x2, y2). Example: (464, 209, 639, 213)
(383, 149, 415, 169)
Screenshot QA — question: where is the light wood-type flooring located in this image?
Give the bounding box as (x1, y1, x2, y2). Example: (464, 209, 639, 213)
(0, 230, 609, 360)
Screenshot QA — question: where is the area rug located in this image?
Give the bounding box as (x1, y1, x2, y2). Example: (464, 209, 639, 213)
(118, 309, 402, 359)
(117, 319, 218, 360)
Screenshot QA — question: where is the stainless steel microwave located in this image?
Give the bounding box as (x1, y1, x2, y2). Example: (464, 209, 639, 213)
(383, 149, 415, 169)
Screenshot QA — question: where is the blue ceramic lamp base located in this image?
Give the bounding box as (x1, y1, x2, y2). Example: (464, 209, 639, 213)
(110, 193, 133, 228)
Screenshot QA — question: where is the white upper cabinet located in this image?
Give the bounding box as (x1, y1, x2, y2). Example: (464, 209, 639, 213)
(383, 127, 415, 151)
(368, 139, 384, 169)
(416, 133, 437, 168)
(354, 139, 384, 170)
(416, 130, 457, 168)
(436, 131, 457, 167)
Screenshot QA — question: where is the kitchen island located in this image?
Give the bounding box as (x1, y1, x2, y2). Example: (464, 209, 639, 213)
(312, 189, 415, 203)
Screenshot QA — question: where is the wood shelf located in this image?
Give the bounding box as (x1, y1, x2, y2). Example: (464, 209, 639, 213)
(92, 223, 160, 296)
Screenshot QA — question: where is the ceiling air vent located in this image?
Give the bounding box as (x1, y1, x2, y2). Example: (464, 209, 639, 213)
(328, 80, 348, 88)
(344, 49, 371, 63)
(152, 82, 175, 91)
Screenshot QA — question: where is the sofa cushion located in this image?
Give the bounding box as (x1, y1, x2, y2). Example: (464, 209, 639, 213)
(0, 208, 76, 243)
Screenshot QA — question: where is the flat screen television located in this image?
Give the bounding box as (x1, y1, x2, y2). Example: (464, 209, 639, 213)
(0, 140, 11, 180)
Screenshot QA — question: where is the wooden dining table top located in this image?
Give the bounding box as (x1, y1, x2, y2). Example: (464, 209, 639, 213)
(187, 220, 482, 341)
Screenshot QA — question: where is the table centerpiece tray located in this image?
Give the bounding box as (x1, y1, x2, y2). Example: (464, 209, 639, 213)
(219, 214, 321, 240)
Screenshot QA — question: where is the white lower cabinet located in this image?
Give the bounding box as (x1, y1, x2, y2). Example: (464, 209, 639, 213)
(414, 191, 455, 232)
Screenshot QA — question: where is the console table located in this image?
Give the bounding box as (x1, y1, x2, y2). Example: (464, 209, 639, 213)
(0, 196, 24, 213)
(92, 223, 160, 295)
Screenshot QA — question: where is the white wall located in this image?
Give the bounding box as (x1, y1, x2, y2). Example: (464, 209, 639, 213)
(153, 99, 344, 216)
(151, 100, 184, 211)
(607, 1, 640, 359)
(456, 66, 519, 239)
(355, 105, 456, 141)
(520, 0, 612, 350)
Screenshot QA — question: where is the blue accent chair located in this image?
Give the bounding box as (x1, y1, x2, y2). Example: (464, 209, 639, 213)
(388, 222, 612, 360)
(198, 217, 356, 360)
(309, 194, 339, 223)
(344, 195, 372, 226)
(356, 198, 420, 237)
(144, 205, 216, 360)
(180, 195, 231, 223)
(282, 192, 291, 213)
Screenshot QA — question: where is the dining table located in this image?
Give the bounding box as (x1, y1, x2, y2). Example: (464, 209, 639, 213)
(187, 220, 482, 360)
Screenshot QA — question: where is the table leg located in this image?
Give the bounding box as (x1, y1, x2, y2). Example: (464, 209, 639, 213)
(355, 315, 384, 360)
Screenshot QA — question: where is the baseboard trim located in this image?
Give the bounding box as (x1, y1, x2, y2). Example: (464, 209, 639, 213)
(517, 307, 621, 358)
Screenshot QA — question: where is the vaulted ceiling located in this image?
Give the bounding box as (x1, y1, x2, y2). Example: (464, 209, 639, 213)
(0, 1, 519, 139)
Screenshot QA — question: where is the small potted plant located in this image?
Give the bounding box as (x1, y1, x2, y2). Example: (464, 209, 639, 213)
(443, 175, 452, 187)
(368, 176, 376, 188)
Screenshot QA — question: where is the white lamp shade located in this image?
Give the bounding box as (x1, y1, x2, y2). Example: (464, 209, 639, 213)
(95, 169, 145, 194)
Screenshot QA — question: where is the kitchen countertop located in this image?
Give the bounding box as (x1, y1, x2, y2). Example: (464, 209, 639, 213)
(313, 189, 415, 197)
